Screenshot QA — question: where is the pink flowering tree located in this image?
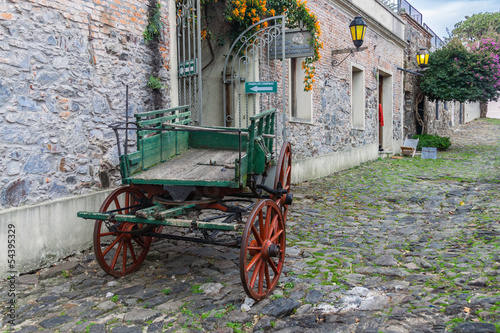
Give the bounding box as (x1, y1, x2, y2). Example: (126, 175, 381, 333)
(419, 38, 500, 103)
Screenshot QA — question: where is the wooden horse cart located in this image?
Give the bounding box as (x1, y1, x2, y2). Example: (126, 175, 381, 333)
(77, 105, 292, 300)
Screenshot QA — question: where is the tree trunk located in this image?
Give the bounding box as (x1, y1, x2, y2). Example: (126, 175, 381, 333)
(480, 102, 488, 118)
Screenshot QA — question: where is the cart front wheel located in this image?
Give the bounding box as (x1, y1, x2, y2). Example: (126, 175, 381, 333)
(94, 186, 153, 277)
(240, 199, 285, 301)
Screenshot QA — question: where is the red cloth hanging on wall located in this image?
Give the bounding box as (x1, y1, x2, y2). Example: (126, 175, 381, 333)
(378, 104, 384, 126)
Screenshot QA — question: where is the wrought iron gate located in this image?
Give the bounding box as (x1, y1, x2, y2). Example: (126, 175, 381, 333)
(222, 16, 287, 141)
(176, 0, 203, 124)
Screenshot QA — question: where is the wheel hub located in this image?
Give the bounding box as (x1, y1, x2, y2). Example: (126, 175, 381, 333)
(263, 240, 280, 259)
(121, 223, 135, 240)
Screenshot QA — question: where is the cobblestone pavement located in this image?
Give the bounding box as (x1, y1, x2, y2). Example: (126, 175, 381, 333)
(2, 118, 499, 333)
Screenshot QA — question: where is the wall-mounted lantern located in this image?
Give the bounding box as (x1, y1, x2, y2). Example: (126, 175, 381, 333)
(397, 48, 429, 76)
(350, 16, 368, 49)
(416, 48, 429, 68)
(332, 16, 368, 67)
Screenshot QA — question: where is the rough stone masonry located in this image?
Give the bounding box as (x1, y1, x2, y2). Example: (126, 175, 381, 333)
(0, 0, 171, 209)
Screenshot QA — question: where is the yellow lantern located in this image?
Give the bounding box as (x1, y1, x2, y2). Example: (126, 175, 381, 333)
(416, 48, 429, 68)
(350, 16, 367, 49)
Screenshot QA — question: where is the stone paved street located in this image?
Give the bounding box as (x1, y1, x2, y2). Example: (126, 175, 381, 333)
(1, 118, 499, 333)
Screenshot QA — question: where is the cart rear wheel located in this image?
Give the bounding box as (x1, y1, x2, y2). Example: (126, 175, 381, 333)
(94, 187, 153, 277)
(240, 199, 285, 301)
(274, 141, 292, 220)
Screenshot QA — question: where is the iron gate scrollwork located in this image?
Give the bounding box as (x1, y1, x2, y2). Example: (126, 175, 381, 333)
(222, 16, 287, 143)
(176, 0, 203, 124)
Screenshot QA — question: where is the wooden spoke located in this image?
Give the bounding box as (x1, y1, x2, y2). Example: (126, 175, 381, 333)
(113, 198, 121, 212)
(284, 165, 291, 188)
(269, 229, 284, 243)
(110, 240, 123, 270)
(274, 141, 292, 222)
(99, 232, 116, 237)
(268, 258, 279, 275)
(258, 210, 264, 239)
(102, 235, 122, 257)
(250, 259, 263, 288)
(133, 237, 147, 249)
(264, 206, 272, 238)
(246, 252, 262, 272)
(93, 187, 154, 278)
(250, 224, 263, 245)
(122, 240, 128, 275)
(264, 262, 271, 289)
(268, 214, 279, 238)
(240, 199, 286, 301)
(127, 240, 137, 264)
(258, 260, 264, 295)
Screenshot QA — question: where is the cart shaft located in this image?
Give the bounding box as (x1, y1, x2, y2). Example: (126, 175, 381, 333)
(77, 211, 240, 231)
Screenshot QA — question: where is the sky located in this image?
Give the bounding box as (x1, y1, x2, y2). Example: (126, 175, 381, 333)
(410, 0, 499, 40)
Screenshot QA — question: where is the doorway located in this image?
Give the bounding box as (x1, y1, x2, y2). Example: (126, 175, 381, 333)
(378, 71, 393, 152)
(417, 100, 424, 134)
(378, 76, 383, 150)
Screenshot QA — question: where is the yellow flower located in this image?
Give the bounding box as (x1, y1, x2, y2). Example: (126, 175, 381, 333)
(269, 9, 275, 16)
(262, 21, 268, 27)
(232, 8, 239, 16)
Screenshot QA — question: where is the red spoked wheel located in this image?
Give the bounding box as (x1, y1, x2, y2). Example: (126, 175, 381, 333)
(93, 187, 153, 277)
(240, 199, 286, 301)
(274, 141, 292, 220)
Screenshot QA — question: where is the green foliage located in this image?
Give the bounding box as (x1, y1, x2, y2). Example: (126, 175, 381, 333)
(419, 39, 500, 102)
(214, 311, 225, 318)
(191, 284, 203, 294)
(111, 295, 119, 303)
(181, 307, 194, 316)
(144, 2, 163, 43)
(412, 133, 451, 151)
(227, 322, 243, 333)
(451, 12, 500, 42)
(147, 75, 165, 90)
(161, 288, 171, 295)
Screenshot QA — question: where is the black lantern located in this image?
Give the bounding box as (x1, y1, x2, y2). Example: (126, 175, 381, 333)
(350, 16, 367, 49)
(416, 48, 429, 68)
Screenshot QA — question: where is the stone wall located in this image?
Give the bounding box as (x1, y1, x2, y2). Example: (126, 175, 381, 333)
(0, 0, 172, 209)
(287, 0, 405, 161)
(400, 13, 431, 139)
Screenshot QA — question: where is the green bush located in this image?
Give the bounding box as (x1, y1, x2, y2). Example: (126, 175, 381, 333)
(412, 134, 451, 151)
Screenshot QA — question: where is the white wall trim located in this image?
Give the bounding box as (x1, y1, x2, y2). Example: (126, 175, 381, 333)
(0, 190, 113, 279)
(291, 143, 379, 184)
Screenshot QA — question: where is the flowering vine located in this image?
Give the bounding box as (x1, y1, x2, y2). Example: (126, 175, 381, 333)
(224, 0, 323, 91)
(176, 0, 323, 91)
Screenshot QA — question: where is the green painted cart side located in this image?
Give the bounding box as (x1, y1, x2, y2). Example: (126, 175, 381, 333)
(119, 106, 276, 188)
